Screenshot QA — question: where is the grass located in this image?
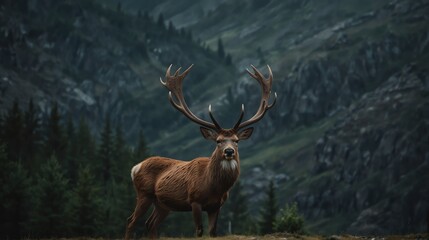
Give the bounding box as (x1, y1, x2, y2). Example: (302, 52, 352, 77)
(54, 233, 429, 239)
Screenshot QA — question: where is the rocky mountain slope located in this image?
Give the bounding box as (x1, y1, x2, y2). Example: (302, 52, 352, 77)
(1, 0, 429, 235)
(0, 0, 236, 141)
(135, 0, 429, 234)
(295, 65, 429, 234)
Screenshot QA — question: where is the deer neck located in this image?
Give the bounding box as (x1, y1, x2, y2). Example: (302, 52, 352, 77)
(206, 149, 240, 194)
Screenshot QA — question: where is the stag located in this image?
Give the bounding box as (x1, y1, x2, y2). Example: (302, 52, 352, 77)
(125, 64, 276, 238)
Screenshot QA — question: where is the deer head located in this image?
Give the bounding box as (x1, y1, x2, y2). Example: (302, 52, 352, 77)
(160, 64, 277, 164)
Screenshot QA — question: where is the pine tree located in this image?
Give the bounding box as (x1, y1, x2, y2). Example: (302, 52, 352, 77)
(112, 124, 130, 179)
(168, 21, 175, 34)
(31, 155, 70, 238)
(76, 117, 96, 168)
(258, 179, 278, 234)
(157, 13, 165, 29)
(275, 202, 305, 234)
(2, 99, 23, 162)
(22, 99, 40, 168)
(98, 116, 113, 186)
(229, 181, 251, 233)
(218, 180, 254, 234)
(65, 116, 78, 184)
(45, 102, 66, 161)
(217, 38, 225, 59)
(68, 165, 101, 237)
(0, 161, 31, 239)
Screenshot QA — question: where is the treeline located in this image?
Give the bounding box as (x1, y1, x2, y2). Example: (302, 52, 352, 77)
(0, 99, 148, 239)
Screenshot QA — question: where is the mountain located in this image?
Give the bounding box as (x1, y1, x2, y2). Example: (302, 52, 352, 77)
(0, 0, 236, 142)
(126, 0, 429, 234)
(2, 0, 429, 235)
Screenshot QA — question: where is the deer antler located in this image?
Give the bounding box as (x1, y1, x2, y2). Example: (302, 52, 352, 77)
(233, 65, 277, 130)
(160, 64, 222, 131)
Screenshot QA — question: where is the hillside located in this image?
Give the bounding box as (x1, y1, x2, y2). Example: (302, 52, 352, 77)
(122, 0, 429, 234)
(0, 0, 236, 142)
(1, 0, 429, 236)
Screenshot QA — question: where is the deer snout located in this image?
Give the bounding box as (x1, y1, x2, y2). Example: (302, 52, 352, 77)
(224, 148, 235, 158)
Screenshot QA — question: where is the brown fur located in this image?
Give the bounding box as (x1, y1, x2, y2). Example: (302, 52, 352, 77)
(125, 131, 242, 239)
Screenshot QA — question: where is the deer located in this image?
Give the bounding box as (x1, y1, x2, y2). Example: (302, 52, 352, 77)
(125, 64, 277, 239)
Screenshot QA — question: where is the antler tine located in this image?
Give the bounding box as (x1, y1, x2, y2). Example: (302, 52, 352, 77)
(268, 92, 277, 109)
(208, 105, 222, 130)
(235, 65, 276, 131)
(232, 104, 245, 130)
(165, 64, 173, 78)
(161, 64, 218, 131)
(174, 67, 182, 77)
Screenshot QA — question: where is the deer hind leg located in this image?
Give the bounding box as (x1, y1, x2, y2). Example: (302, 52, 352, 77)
(125, 196, 152, 240)
(191, 202, 203, 237)
(147, 205, 170, 239)
(208, 208, 220, 237)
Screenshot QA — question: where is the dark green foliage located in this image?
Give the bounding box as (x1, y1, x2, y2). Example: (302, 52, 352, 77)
(157, 13, 165, 29)
(258, 180, 278, 234)
(219, 180, 256, 234)
(45, 102, 66, 161)
(22, 99, 40, 168)
(275, 202, 305, 234)
(76, 117, 96, 167)
(31, 155, 70, 238)
(0, 147, 31, 239)
(99, 116, 113, 186)
(65, 116, 79, 183)
(2, 99, 23, 162)
(168, 21, 175, 34)
(134, 129, 149, 161)
(68, 165, 102, 236)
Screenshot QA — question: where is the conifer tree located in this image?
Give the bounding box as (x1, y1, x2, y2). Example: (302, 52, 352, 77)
(45, 102, 66, 161)
(22, 99, 40, 168)
(168, 21, 175, 34)
(219, 180, 254, 234)
(134, 129, 149, 161)
(2, 99, 23, 162)
(65, 116, 78, 183)
(0, 161, 31, 239)
(258, 179, 278, 234)
(229, 181, 251, 233)
(31, 155, 70, 238)
(217, 38, 225, 59)
(157, 13, 165, 29)
(68, 165, 101, 236)
(76, 117, 96, 168)
(113, 123, 131, 179)
(98, 116, 113, 186)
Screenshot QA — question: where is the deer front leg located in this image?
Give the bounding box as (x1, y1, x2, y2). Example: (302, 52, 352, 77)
(191, 202, 203, 237)
(208, 209, 220, 237)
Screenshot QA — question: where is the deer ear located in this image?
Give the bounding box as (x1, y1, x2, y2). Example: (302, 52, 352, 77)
(237, 127, 254, 140)
(200, 127, 218, 141)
